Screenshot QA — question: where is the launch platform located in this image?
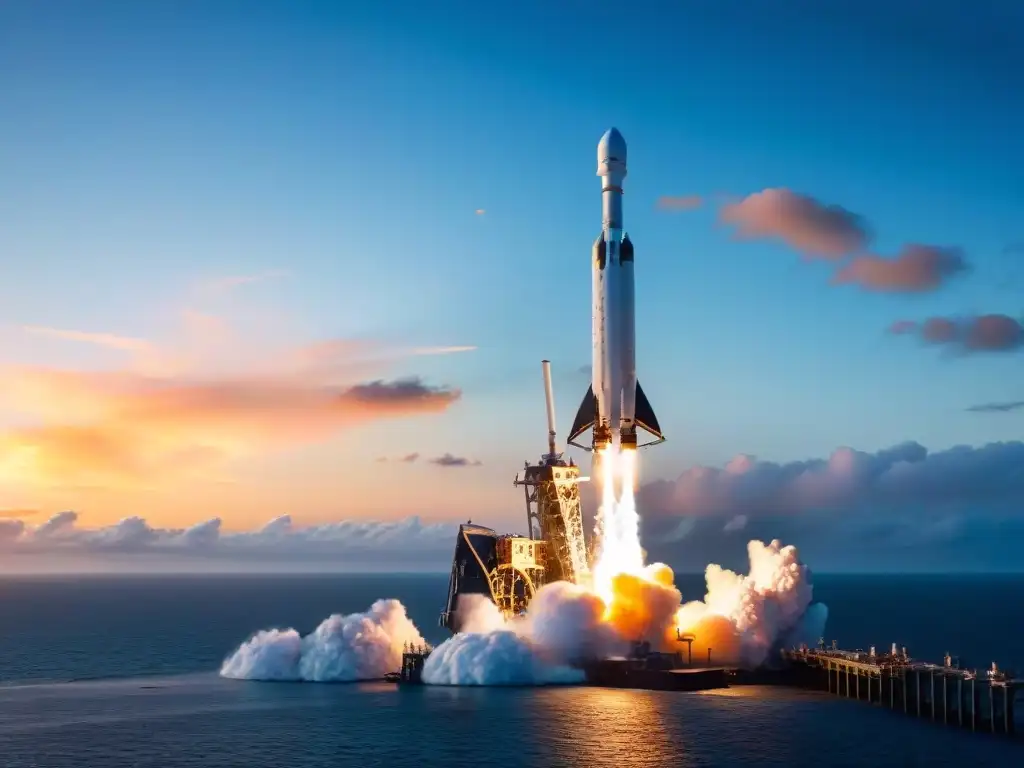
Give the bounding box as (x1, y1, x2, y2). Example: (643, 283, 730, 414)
(582, 642, 729, 691)
(439, 361, 590, 630)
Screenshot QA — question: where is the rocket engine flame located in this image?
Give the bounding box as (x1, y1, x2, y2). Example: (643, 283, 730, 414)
(592, 447, 644, 606)
(587, 445, 825, 667)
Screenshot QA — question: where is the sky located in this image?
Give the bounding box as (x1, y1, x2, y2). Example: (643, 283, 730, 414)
(0, 0, 1022, 572)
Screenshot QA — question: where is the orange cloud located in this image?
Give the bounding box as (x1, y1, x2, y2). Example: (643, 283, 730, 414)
(5, 297, 471, 491)
(21, 326, 152, 353)
(0, 367, 459, 488)
(0, 508, 39, 518)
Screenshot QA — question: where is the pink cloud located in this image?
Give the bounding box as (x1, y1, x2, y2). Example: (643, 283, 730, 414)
(833, 244, 967, 292)
(889, 314, 1024, 353)
(720, 188, 869, 259)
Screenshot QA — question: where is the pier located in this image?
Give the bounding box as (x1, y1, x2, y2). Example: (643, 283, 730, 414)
(781, 640, 1021, 737)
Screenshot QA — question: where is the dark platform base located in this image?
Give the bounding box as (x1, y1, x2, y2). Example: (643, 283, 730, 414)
(582, 660, 730, 691)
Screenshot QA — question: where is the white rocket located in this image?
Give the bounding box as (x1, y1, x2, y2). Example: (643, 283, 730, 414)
(567, 128, 665, 453)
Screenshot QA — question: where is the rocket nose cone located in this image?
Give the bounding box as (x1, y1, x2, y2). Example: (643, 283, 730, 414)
(598, 128, 627, 164)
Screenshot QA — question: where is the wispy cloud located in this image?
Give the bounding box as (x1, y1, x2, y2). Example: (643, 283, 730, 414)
(475, 209, 486, 216)
(375, 452, 421, 464)
(966, 400, 1024, 414)
(429, 453, 482, 468)
(0, 508, 39, 519)
(720, 188, 870, 259)
(197, 269, 290, 294)
(21, 326, 152, 353)
(657, 195, 703, 211)
(410, 346, 477, 356)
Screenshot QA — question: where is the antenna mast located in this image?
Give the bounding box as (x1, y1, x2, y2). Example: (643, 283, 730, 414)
(541, 360, 558, 458)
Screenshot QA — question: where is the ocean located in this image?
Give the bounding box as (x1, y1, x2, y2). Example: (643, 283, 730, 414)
(0, 573, 1021, 766)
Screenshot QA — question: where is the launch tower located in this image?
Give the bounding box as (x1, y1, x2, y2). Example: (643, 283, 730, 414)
(513, 361, 591, 586)
(440, 361, 590, 632)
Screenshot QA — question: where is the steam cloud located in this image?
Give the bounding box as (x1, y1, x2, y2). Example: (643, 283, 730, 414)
(220, 540, 824, 686)
(673, 540, 827, 667)
(220, 599, 424, 682)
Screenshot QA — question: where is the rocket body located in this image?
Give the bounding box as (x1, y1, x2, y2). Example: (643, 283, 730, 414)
(568, 128, 663, 454)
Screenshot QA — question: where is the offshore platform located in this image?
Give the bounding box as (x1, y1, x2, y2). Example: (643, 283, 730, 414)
(439, 361, 590, 631)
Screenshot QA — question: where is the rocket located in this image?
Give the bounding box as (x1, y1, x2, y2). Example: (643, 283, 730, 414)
(567, 128, 665, 453)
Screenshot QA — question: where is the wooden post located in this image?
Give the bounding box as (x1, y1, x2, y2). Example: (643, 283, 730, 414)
(903, 668, 909, 714)
(916, 670, 922, 717)
(958, 677, 963, 727)
(930, 671, 936, 720)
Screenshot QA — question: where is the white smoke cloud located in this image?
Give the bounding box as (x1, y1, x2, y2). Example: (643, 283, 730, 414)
(421, 632, 583, 686)
(421, 583, 624, 686)
(674, 539, 825, 667)
(0, 512, 457, 567)
(217, 537, 825, 687)
(220, 599, 424, 682)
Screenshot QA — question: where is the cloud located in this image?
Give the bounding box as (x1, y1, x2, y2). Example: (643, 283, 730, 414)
(888, 314, 1024, 353)
(888, 319, 919, 335)
(0, 520, 25, 542)
(635, 441, 1024, 571)
(0, 508, 39, 519)
(375, 452, 420, 463)
(21, 326, 152, 353)
(429, 453, 482, 468)
(833, 244, 968, 293)
(966, 400, 1024, 414)
(657, 195, 703, 211)
(638, 441, 1024, 525)
(7, 440, 1024, 573)
(4, 302, 471, 489)
(410, 346, 477, 356)
(198, 270, 289, 293)
(475, 209, 486, 215)
(0, 367, 459, 488)
(0, 513, 458, 569)
(723, 514, 748, 533)
(719, 188, 870, 259)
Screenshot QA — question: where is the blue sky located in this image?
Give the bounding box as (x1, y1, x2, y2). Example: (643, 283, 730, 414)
(0, 1, 1021, 570)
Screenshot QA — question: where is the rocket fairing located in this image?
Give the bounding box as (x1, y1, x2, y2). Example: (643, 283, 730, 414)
(567, 128, 665, 453)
